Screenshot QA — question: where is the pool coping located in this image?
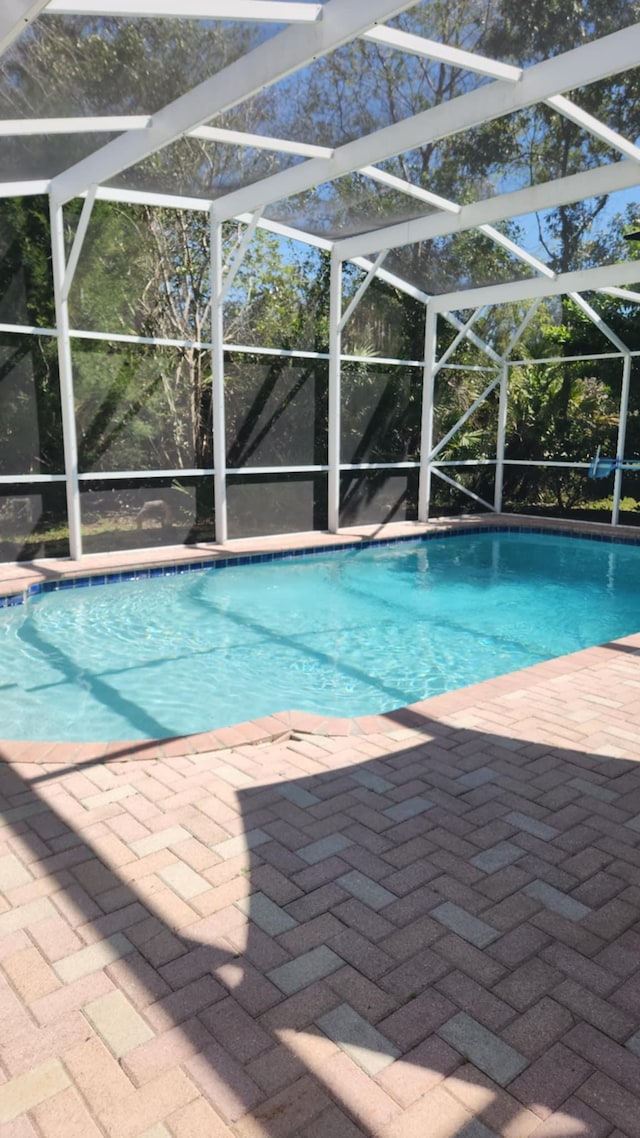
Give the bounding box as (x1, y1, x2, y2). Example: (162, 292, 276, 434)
(2, 512, 640, 763)
(4, 511, 640, 605)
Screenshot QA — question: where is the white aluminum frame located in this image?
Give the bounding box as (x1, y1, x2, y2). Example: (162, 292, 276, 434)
(327, 252, 342, 533)
(494, 363, 508, 512)
(210, 212, 227, 543)
(336, 161, 640, 262)
(0, 0, 48, 57)
(3, 6, 640, 558)
(429, 374, 501, 467)
(417, 304, 436, 523)
(613, 354, 633, 526)
(49, 0, 416, 206)
(0, 117, 152, 135)
(49, 198, 83, 559)
(362, 26, 523, 83)
(5, 297, 639, 549)
(215, 24, 640, 224)
(46, 1, 323, 20)
(412, 276, 639, 526)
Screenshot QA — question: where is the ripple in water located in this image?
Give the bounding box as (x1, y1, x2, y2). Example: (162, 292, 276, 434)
(1, 532, 639, 740)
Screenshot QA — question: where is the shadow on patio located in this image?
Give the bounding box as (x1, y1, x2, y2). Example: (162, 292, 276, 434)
(1, 703, 639, 1136)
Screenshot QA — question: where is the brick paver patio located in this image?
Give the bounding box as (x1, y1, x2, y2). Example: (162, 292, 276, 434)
(2, 617, 640, 1136)
(2, 518, 640, 1136)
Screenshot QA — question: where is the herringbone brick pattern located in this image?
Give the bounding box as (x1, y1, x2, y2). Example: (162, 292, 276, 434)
(2, 633, 640, 1136)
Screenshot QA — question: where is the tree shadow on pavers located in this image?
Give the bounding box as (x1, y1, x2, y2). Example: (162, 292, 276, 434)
(1, 724, 640, 1138)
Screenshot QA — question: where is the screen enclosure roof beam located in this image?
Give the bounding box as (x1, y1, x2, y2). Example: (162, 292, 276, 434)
(334, 158, 640, 260)
(45, 1, 323, 21)
(431, 259, 640, 314)
(545, 95, 640, 163)
(0, 0, 49, 57)
(210, 22, 640, 222)
(48, 0, 416, 206)
(0, 179, 49, 197)
(363, 25, 523, 83)
(568, 292, 632, 355)
(359, 161, 555, 280)
(600, 287, 640, 305)
(0, 117, 152, 135)
(190, 126, 333, 159)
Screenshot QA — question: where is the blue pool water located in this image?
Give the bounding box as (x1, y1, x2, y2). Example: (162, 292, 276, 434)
(1, 531, 640, 741)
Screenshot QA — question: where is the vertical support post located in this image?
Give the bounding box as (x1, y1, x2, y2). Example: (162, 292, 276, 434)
(327, 251, 342, 533)
(49, 197, 82, 560)
(612, 353, 632, 526)
(494, 362, 509, 513)
(210, 210, 228, 544)
(418, 303, 437, 522)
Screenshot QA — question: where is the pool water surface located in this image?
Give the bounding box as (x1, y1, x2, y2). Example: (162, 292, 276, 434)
(1, 531, 639, 741)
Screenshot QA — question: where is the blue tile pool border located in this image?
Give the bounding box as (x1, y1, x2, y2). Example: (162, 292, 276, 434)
(3, 521, 640, 609)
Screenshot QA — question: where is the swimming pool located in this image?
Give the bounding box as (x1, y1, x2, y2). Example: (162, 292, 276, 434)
(1, 530, 640, 741)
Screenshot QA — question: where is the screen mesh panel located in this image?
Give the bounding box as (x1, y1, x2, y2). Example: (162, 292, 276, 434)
(500, 466, 597, 521)
(264, 173, 435, 241)
(0, 0, 639, 563)
(429, 467, 493, 517)
(341, 272, 425, 361)
(503, 356, 619, 470)
(66, 206, 327, 353)
(0, 135, 121, 183)
(225, 356, 327, 468)
(514, 192, 640, 277)
(0, 198, 55, 329)
(475, 0, 640, 61)
(0, 333, 63, 476)
(341, 365, 421, 464)
(107, 136, 299, 200)
(73, 341, 213, 474)
(617, 471, 640, 527)
(79, 475, 215, 554)
(2, 15, 278, 117)
(0, 486, 69, 561)
(432, 369, 499, 463)
(67, 200, 213, 339)
(224, 235, 329, 353)
(390, 101, 624, 211)
(212, 30, 489, 152)
(383, 231, 537, 296)
(339, 470, 418, 527)
(227, 472, 327, 538)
